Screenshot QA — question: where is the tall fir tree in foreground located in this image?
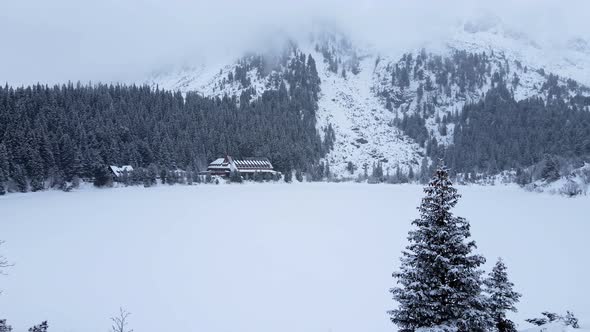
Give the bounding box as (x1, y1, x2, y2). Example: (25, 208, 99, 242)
(484, 258, 521, 332)
(389, 164, 492, 332)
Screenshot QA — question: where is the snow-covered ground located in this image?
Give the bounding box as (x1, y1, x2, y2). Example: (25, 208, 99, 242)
(1, 184, 589, 332)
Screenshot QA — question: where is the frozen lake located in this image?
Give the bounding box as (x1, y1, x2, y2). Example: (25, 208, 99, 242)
(1, 183, 589, 332)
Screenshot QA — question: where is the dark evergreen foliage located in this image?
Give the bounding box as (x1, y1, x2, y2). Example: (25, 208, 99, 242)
(540, 155, 561, 182)
(526, 311, 579, 328)
(484, 258, 521, 332)
(390, 165, 491, 332)
(444, 85, 590, 174)
(0, 144, 8, 195)
(384, 49, 590, 180)
(93, 166, 113, 187)
(28, 322, 48, 332)
(0, 320, 12, 332)
(283, 170, 292, 183)
(0, 52, 325, 192)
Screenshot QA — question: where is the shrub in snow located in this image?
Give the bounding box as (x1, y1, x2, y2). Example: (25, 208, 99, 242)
(295, 170, 303, 182)
(565, 311, 580, 329)
(0, 239, 12, 278)
(28, 321, 48, 332)
(526, 311, 580, 328)
(559, 180, 583, 197)
(389, 165, 492, 332)
(0, 319, 12, 332)
(525, 317, 548, 326)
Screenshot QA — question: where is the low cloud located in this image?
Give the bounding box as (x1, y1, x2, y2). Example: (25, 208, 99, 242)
(0, 0, 587, 86)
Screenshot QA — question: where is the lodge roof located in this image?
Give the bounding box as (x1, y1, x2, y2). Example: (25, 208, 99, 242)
(109, 165, 134, 177)
(207, 156, 273, 170)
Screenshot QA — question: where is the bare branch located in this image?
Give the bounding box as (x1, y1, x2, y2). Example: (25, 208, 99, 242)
(111, 307, 133, 332)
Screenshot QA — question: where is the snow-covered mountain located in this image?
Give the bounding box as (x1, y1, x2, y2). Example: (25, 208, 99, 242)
(148, 17, 590, 178)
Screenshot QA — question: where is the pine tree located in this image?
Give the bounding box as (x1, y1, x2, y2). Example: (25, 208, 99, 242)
(420, 157, 430, 184)
(389, 165, 491, 332)
(186, 171, 193, 185)
(346, 161, 355, 174)
(93, 166, 113, 188)
(12, 165, 28, 193)
(484, 258, 521, 332)
(408, 167, 415, 181)
(230, 170, 243, 183)
(284, 170, 292, 183)
(29, 148, 45, 192)
(166, 170, 178, 185)
(541, 156, 560, 182)
(371, 162, 384, 182)
(295, 169, 303, 182)
(147, 164, 158, 186)
(0, 144, 8, 195)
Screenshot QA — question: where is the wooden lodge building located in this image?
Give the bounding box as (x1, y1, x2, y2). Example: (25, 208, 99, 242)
(207, 156, 277, 177)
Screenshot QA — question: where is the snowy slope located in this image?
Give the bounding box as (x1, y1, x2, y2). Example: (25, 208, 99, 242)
(149, 34, 426, 177)
(449, 17, 590, 87)
(150, 58, 271, 100)
(147, 20, 590, 177)
(373, 22, 590, 147)
(303, 34, 424, 177)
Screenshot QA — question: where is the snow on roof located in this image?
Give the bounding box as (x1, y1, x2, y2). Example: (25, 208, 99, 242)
(207, 157, 274, 171)
(109, 165, 134, 177)
(210, 158, 225, 165)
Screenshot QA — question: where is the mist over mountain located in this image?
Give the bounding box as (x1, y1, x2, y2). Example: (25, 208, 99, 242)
(1, 0, 590, 86)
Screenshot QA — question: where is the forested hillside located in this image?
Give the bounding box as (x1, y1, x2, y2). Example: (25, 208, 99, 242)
(444, 85, 590, 174)
(0, 52, 327, 193)
(376, 48, 590, 183)
(2, 29, 590, 194)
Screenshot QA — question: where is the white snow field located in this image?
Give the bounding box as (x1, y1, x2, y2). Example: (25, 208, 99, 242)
(0, 184, 589, 332)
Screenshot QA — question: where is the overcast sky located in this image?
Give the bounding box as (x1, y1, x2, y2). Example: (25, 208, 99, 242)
(1, 0, 588, 86)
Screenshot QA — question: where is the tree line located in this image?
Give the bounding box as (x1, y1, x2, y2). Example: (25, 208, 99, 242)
(0, 52, 330, 194)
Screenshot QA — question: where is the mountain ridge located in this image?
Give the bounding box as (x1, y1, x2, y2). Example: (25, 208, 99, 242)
(148, 23, 590, 178)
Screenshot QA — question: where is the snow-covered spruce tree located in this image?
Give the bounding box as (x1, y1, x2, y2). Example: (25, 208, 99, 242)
(389, 164, 492, 332)
(484, 258, 521, 332)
